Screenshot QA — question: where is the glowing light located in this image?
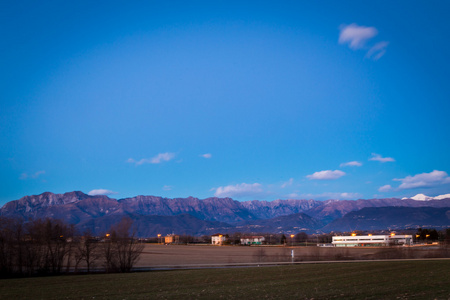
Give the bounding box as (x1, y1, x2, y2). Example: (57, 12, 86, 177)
(351, 233, 356, 236)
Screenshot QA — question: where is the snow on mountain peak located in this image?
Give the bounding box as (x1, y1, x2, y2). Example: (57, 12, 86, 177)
(402, 193, 450, 201)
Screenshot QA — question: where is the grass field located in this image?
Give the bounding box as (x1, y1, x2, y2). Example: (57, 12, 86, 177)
(1, 260, 449, 299)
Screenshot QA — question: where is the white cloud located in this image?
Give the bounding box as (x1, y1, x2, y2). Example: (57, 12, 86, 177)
(394, 170, 450, 190)
(339, 23, 378, 49)
(281, 178, 294, 188)
(213, 183, 263, 198)
(126, 158, 136, 164)
(340, 161, 362, 167)
(162, 185, 173, 191)
(301, 192, 362, 200)
(150, 152, 175, 164)
(369, 153, 395, 163)
(307, 170, 345, 180)
(366, 41, 389, 60)
(378, 184, 392, 192)
(200, 153, 212, 159)
(286, 193, 300, 198)
(88, 189, 118, 196)
(127, 152, 175, 165)
(339, 23, 388, 60)
(19, 170, 45, 180)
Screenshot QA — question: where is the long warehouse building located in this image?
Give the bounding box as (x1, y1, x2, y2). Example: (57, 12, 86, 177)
(332, 235, 413, 247)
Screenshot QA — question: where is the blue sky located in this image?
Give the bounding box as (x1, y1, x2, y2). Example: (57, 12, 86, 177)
(1, 1, 450, 204)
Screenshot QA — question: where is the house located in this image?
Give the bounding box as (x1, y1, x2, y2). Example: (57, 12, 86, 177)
(164, 234, 180, 244)
(332, 234, 413, 247)
(240, 236, 265, 245)
(211, 234, 228, 245)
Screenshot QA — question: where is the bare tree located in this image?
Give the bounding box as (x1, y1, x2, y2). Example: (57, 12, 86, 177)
(0, 217, 17, 276)
(102, 217, 144, 272)
(74, 230, 100, 273)
(26, 218, 74, 274)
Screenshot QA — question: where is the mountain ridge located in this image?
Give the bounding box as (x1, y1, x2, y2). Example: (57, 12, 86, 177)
(1, 191, 449, 236)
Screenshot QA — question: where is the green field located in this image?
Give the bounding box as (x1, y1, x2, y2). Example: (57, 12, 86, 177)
(1, 260, 449, 299)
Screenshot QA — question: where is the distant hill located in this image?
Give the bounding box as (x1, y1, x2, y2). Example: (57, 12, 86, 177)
(304, 198, 450, 224)
(240, 199, 322, 219)
(1, 191, 449, 236)
(323, 207, 450, 232)
(78, 213, 233, 237)
(235, 213, 324, 234)
(119, 195, 257, 223)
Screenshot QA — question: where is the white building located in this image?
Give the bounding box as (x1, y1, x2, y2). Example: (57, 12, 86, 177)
(240, 236, 265, 245)
(211, 234, 228, 245)
(332, 234, 413, 247)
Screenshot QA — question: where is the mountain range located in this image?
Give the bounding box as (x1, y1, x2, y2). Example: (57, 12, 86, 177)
(1, 191, 449, 237)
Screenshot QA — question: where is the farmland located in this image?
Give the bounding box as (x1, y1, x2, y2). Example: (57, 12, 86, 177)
(1, 259, 449, 299)
(134, 244, 449, 268)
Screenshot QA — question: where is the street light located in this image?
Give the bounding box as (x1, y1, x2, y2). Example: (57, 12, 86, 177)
(157, 234, 161, 244)
(290, 234, 295, 247)
(426, 234, 430, 244)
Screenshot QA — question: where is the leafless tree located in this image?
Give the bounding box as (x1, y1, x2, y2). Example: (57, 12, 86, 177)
(102, 217, 144, 273)
(25, 218, 74, 274)
(74, 230, 100, 273)
(0, 217, 17, 276)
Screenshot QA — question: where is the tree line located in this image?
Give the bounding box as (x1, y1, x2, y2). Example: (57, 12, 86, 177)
(0, 216, 144, 278)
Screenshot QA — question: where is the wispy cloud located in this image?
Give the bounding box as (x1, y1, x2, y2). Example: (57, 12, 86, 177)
(366, 41, 389, 60)
(307, 170, 345, 180)
(340, 161, 362, 167)
(369, 153, 395, 163)
(339, 23, 388, 60)
(19, 170, 45, 180)
(200, 153, 212, 159)
(127, 152, 175, 165)
(213, 183, 264, 198)
(286, 193, 300, 199)
(394, 170, 450, 190)
(339, 23, 378, 49)
(88, 189, 118, 196)
(378, 184, 393, 192)
(281, 178, 294, 188)
(162, 185, 173, 191)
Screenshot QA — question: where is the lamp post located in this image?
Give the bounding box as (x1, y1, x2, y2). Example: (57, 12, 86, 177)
(157, 234, 161, 244)
(290, 234, 295, 247)
(426, 234, 430, 244)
